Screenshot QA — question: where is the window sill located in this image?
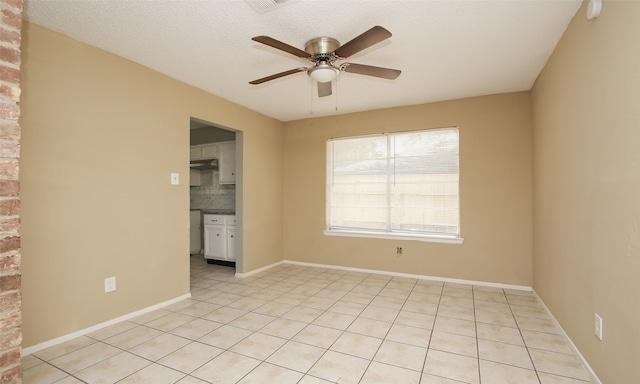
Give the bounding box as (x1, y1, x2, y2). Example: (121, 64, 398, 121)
(323, 229, 464, 244)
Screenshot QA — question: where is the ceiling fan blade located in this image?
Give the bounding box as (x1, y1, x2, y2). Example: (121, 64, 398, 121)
(334, 26, 392, 59)
(249, 67, 308, 85)
(341, 63, 401, 80)
(317, 81, 332, 97)
(252, 36, 310, 59)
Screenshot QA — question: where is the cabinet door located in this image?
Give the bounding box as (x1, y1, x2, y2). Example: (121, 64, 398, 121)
(218, 142, 236, 184)
(204, 225, 226, 260)
(226, 227, 236, 261)
(201, 143, 218, 159)
(190, 146, 202, 161)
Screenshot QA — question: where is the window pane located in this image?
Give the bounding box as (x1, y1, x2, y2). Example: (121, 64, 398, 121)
(327, 128, 459, 237)
(390, 129, 459, 235)
(390, 174, 459, 234)
(328, 136, 388, 230)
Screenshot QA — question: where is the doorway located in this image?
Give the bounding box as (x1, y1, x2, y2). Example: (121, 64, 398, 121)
(189, 117, 243, 273)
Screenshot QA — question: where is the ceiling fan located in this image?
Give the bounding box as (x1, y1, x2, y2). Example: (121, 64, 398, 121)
(249, 26, 401, 97)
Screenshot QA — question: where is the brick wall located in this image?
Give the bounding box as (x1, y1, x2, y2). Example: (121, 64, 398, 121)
(0, 0, 22, 383)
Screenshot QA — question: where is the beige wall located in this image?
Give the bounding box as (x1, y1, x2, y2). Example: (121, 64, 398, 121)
(531, 1, 640, 382)
(19, 23, 284, 347)
(283, 93, 533, 286)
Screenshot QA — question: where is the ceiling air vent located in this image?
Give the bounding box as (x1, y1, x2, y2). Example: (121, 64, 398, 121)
(245, 0, 298, 14)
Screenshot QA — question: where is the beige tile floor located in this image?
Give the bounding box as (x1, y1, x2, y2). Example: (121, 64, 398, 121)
(22, 256, 596, 384)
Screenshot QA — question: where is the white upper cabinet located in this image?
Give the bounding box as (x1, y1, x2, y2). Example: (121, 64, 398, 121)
(190, 143, 219, 161)
(218, 141, 236, 185)
(189, 146, 202, 160)
(201, 144, 218, 159)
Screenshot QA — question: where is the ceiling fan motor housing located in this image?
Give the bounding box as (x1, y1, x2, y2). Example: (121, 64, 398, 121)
(304, 37, 340, 57)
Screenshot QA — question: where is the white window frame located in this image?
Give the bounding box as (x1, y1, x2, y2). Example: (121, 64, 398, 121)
(324, 127, 463, 244)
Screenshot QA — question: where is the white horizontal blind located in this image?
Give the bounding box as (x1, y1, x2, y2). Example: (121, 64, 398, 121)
(327, 128, 459, 237)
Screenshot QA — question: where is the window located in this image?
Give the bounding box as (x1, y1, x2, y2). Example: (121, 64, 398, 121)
(325, 127, 462, 243)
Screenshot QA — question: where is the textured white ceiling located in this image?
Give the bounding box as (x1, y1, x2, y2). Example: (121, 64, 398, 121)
(23, 0, 582, 122)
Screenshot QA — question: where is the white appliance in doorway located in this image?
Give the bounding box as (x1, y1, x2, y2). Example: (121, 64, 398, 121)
(190, 210, 201, 254)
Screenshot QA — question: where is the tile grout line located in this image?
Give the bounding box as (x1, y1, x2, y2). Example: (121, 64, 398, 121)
(502, 291, 537, 384)
(354, 275, 415, 384)
(419, 280, 443, 382)
(473, 285, 482, 384)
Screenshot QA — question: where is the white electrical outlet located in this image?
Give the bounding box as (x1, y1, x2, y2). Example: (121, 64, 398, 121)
(594, 313, 603, 340)
(105, 277, 116, 293)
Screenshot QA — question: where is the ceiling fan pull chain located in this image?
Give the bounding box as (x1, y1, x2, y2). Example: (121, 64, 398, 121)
(309, 80, 315, 116)
(335, 80, 339, 111)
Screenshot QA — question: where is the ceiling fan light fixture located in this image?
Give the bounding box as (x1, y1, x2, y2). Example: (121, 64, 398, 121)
(308, 64, 338, 83)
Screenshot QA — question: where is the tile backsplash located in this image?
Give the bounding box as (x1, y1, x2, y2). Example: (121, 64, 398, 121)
(190, 170, 235, 210)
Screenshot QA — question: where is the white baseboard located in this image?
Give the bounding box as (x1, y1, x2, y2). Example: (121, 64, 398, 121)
(532, 291, 602, 384)
(235, 260, 284, 278)
(282, 260, 532, 291)
(22, 293, 192, 356)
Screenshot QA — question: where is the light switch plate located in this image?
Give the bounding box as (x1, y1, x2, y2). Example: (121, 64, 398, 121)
(171, 173, 179, 185)
(594, 313, 603, 340)
(105, 277, 116, 293)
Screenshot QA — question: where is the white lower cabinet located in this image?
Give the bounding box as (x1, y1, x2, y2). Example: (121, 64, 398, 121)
(203, 214, 236, 262)
(204, 225, 225, 259)
(226, 227, 236, 261)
